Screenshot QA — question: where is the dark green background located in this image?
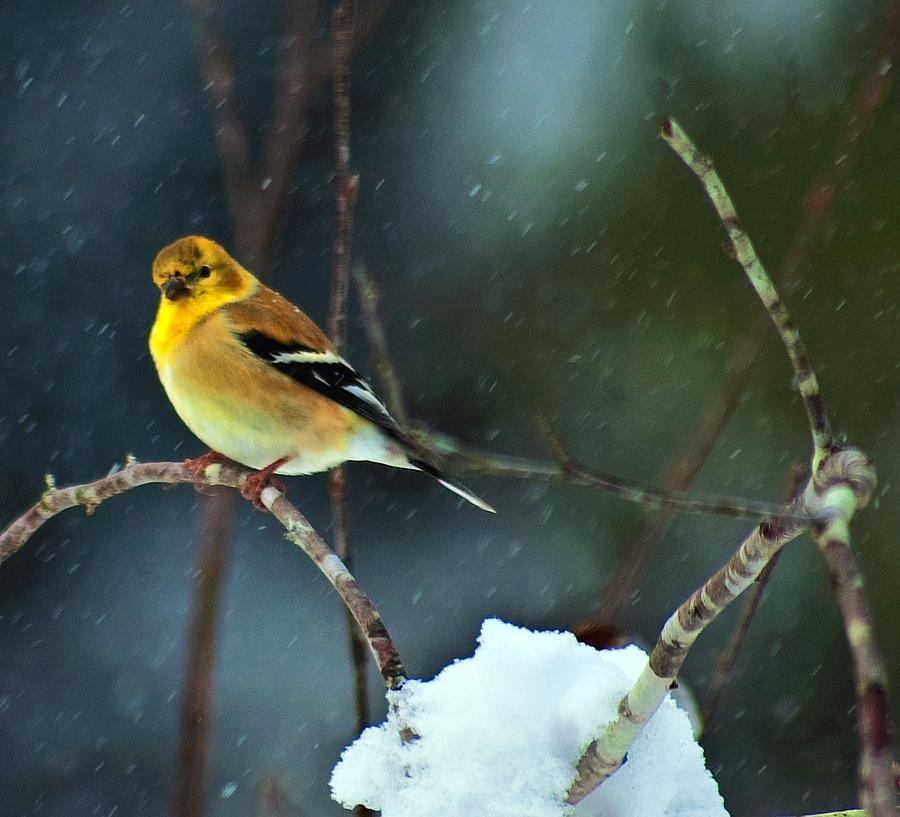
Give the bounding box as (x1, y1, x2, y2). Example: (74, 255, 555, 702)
(1, 1, 898, 815)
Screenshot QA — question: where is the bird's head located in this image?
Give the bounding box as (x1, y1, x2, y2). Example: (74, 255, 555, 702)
(151, 236, 256, 308)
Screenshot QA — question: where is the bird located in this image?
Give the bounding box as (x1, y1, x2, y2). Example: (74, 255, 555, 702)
(148, 235, 494, 512)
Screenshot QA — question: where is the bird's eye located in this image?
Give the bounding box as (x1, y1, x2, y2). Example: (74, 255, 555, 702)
(198, 265, 211, 278)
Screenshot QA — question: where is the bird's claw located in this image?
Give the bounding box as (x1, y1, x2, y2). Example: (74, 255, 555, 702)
(183, 451, 228, 494)
(240, 471, 288, 511)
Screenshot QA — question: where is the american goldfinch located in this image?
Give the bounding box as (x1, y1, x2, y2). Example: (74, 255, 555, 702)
(149, 235, 494, 512)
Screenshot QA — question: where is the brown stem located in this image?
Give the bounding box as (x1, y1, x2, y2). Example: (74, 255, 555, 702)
(175, 492, 235, 817)
(812, 460, 893, 817)
(326, 6, 373, 785)
(328, 0, 358, 348)
(352, 264, 410, 425)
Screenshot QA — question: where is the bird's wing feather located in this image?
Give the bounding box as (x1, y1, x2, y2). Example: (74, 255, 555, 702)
(222, 286, 337, 353)
(238, 328, 399, 434)
(223, 290, 400, 435)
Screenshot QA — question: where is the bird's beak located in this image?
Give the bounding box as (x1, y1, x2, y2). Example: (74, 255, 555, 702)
(164, 276, 190, 301)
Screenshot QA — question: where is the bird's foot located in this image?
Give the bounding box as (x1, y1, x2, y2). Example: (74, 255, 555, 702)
(240, 457, 289, 511)
(184, 450, 229, 494)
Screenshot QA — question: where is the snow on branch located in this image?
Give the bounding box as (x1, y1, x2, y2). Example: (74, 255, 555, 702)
(331, 619, 729, 817)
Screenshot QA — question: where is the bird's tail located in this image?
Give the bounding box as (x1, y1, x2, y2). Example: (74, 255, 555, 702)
(407, 456, 496, 513)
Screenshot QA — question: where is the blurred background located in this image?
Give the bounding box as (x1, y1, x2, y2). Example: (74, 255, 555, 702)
(1, 0, 898, 815)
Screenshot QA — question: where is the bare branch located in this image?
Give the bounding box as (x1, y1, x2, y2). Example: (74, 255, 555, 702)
(186, 0, 252, 212)
(812, 459, 893, 817)
(701, 462, 807, 730)
(567, 448, 877, 804)
(328, 0, 358, 348)
(0, 461, 407, 691)
(175, 493, 235, 817)
(660, 117, 833, 466)
(350, 260, 806, 524)
(593, 1, 899, 624)
(324, 0, 373, 764)
(352, 263, 410, 425)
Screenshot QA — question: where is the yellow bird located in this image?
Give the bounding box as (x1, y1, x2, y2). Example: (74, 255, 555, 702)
(149, 235, 494, 512)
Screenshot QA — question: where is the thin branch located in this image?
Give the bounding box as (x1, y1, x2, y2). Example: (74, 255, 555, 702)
(536, 415, 811, 523)
(700, 548, 782, 730)
(566, 448, 877, 804)
(812, 475, 893, 817)
(0, 460, 407, 690)
(186, 0, 252, 214)
(701, 462, 807, 730)
(328, 0, 358, 348)
(660, 117, 833, 467)
(175, 492, 235, 817)
(591, 0, 899, 667)
(351, 259, 809, 524)
(592, 1, 899, 624)
(352, 263, 409, 425)
(325, 0, 373, 763)
(568, 116, 894, 813)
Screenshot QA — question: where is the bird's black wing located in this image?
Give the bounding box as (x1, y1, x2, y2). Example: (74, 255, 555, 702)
(237, 329, 401, 438)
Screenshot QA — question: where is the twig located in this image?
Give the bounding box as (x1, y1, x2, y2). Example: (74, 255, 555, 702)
(660, 117, 833, 468)
(326, 0, 372, 766)
(701, 463, 807, 730)
(175, 493, 235, 817)
(700, 548, 782, 730)
(812, 477, 893, 817)
(593, 0, 899, 678)
(352, 264, 409, 425)
(328, 0, 358, 349)
(535, 415, 809, 522)
(566, 449, 877, 804)
(0, 460, 407, 690)
(569, 117, 893, 812)
(351, 261, 809, 524)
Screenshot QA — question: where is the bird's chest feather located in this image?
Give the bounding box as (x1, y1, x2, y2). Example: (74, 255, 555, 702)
(153, 314, 354, 472)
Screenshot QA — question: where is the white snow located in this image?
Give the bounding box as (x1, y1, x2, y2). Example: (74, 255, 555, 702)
(330, 619, 729, 817)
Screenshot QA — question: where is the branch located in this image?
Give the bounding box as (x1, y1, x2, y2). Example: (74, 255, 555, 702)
(325, 0, 373, 764)
(186, 0, 252, 214)
(566, 448, 877, 804)
(328, 0, 358, 349)
(660, 117, 833, 468)
(701, 462, 807, 729)
(0, 461, 407, 691)
(592, 0, 899, 624)
(353, 264, 409, 426)
(351, 261, 809, 524)
(567, 117, 893, 814)
(812, 468, 893, 817)
(175, 492, 236, 817)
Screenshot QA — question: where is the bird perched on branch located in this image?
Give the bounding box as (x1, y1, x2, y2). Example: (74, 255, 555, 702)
(149, 235, 494, 512)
